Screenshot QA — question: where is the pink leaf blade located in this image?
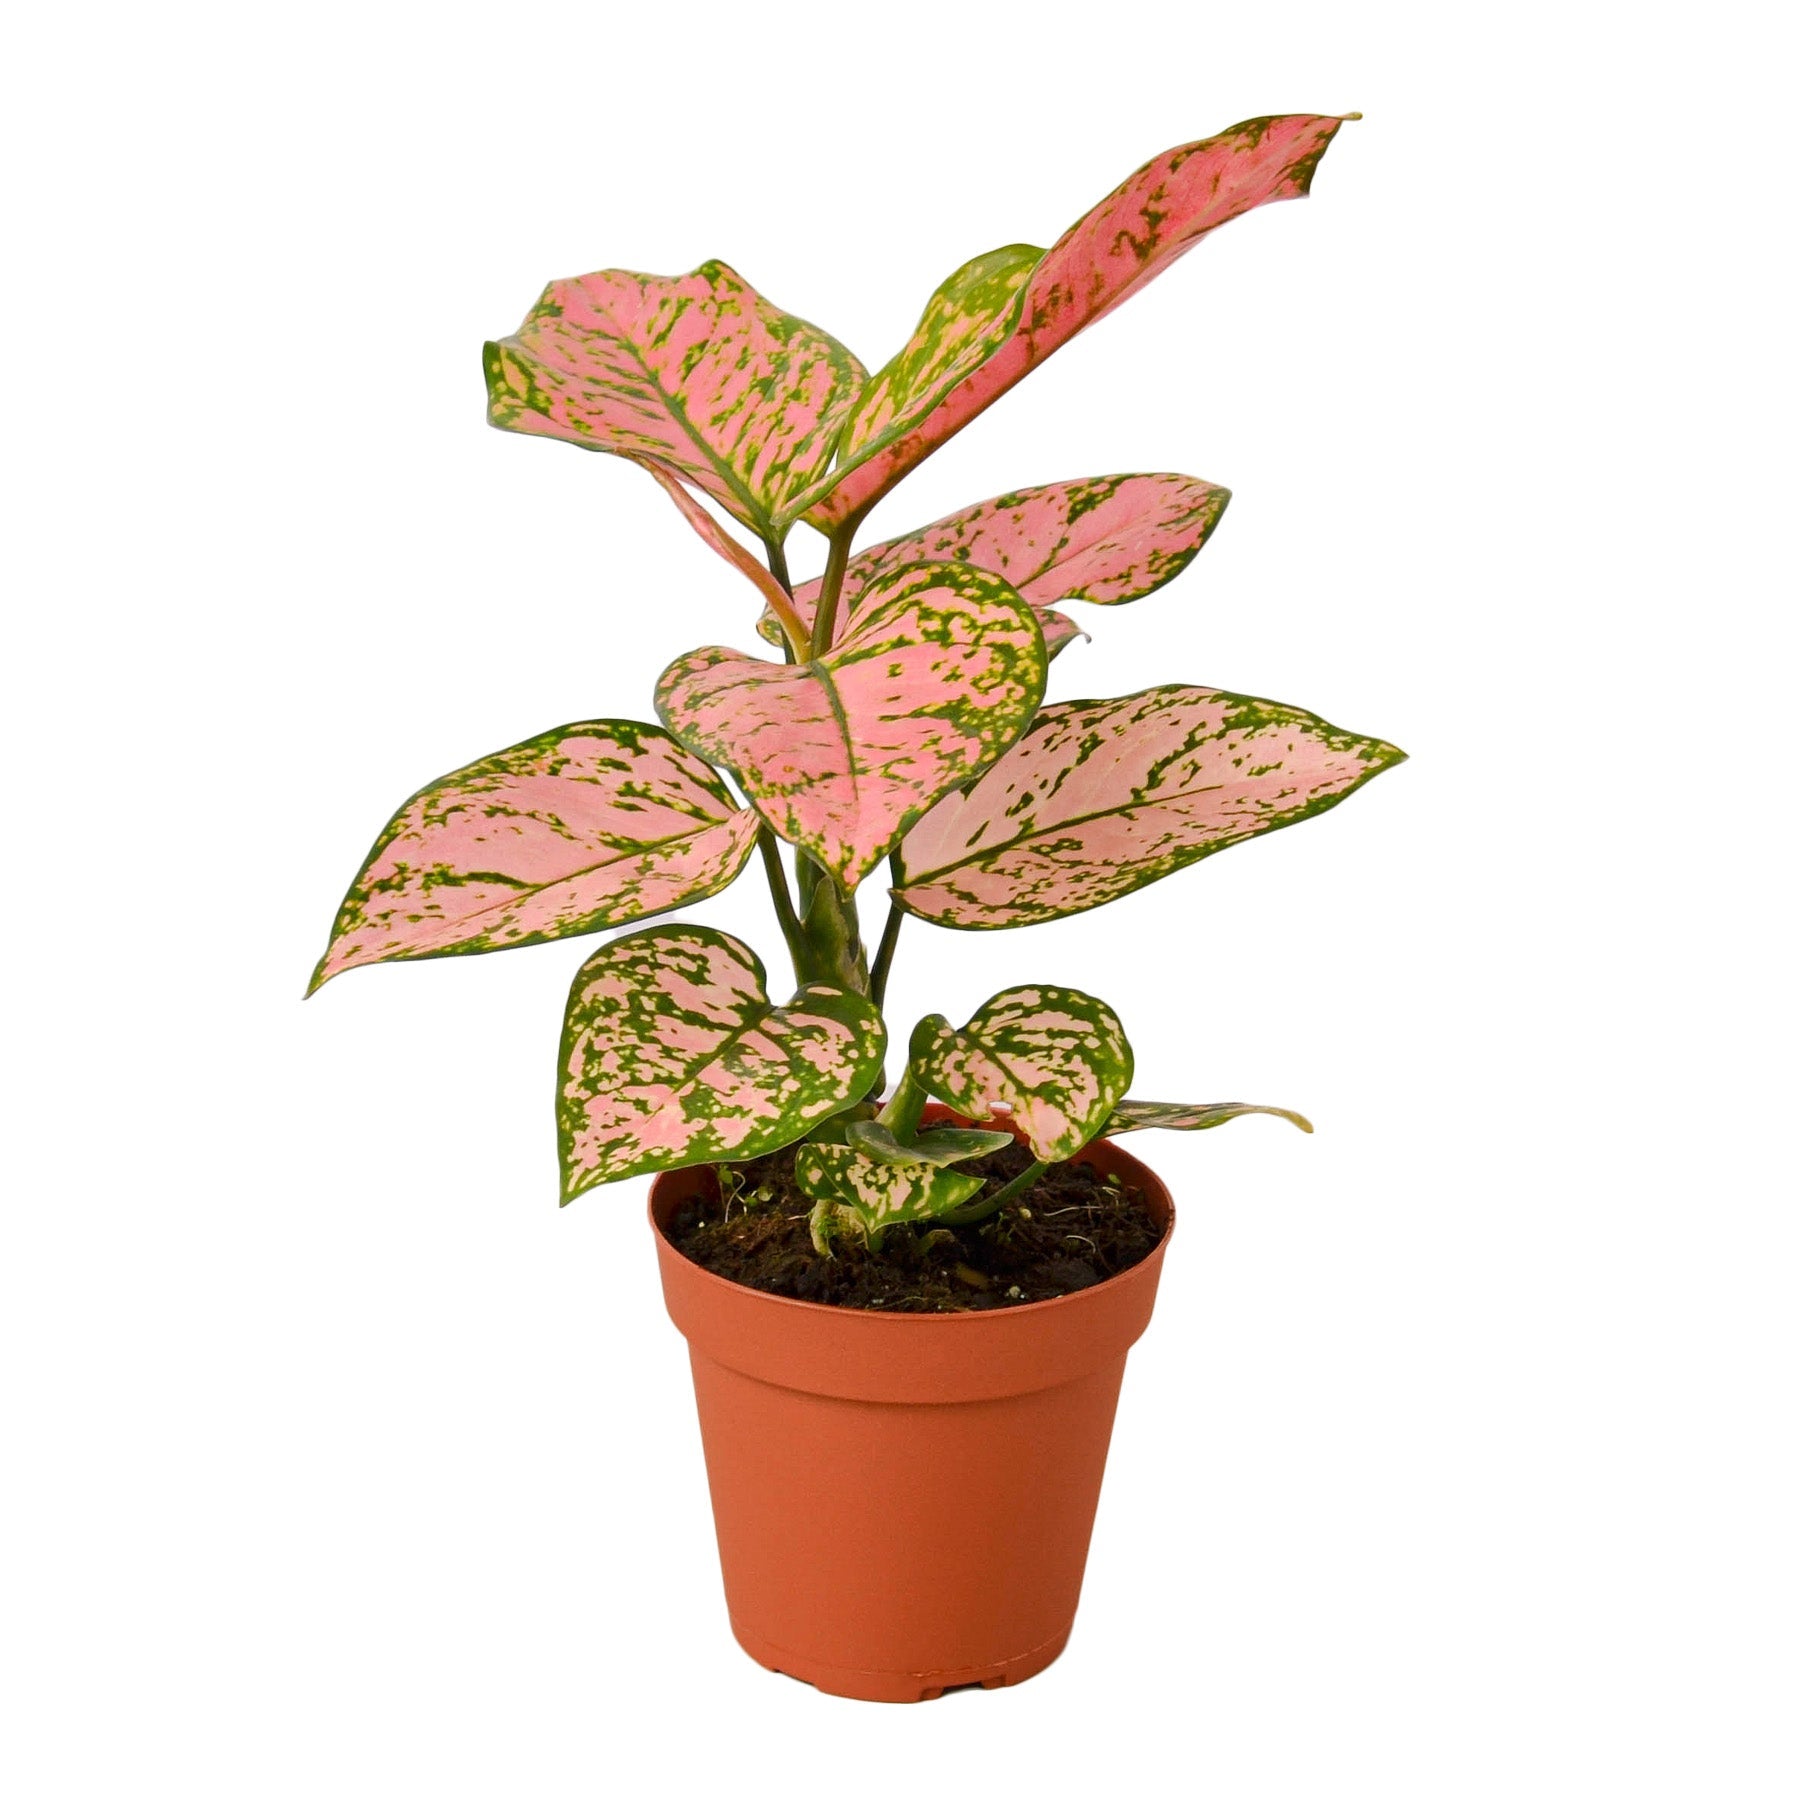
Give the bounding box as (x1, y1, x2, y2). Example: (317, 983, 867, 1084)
(558, 925, 886, 1197)
(804, 115, 1350, 527)
(309, 721, 758, 991)
(893, 685, 1405, 929)
(485, 260, 866, 536)
(657, 562, 1048, 891)
(759, 473, 1225, 651)
(909, 986, 1134, 1162)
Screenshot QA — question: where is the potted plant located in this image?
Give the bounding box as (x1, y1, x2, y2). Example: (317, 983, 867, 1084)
(311, 111, 1403, 1701)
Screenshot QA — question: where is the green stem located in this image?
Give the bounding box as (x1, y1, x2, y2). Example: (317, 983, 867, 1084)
(807, 525, 856, 660)
(868, 889, 904, 1010)
(755, 827, 806, 979)
(876, 1065, 928, 1141)
(940, 1158, 1050, 1227)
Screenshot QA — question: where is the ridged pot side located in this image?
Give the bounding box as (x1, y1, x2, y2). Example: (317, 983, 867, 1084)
(650, 1122, 1174, 1702)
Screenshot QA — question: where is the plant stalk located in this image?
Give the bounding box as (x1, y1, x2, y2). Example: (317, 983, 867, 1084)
(807, 525, 856, 660)
(940, 1158, 1050, 1227)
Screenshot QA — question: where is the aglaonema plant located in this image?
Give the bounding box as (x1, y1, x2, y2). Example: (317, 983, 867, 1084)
(311, 113, 1403, 1258)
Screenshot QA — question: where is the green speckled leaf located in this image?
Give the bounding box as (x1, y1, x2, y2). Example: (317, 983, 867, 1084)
(1101, 1100, 1313, 1136)
(796, 1142, 984, 1241)
(558, 925, 884, 1199)
(909, 986, 1133, 1162)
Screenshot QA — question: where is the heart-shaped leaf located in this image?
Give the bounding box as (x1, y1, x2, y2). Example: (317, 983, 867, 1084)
(894, 685, 1405, 929)
(1102, 1100, 1313, 1136)
(558, 925, 884, 1199)
(843, 1120, 1014, 1165)
(655, 562, 1047, 891)
(795, 1142, 985, 1242)
(485, 260, 865, 538)
(763, 472, 1228, 651)
(310, 721, 759, 992)
(805, 115, 1350, 527)
(910, 986, 1133, 1162)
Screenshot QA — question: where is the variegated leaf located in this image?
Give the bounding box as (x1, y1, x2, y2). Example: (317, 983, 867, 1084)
(843, 1120, 1014, 1165)
(894, 686, 1405, 929)
(655, 562, 1047, 891)
(795, 1142, 985, 1241)
(763, 473, 1227, 651)
(310, 721, 759, 992)
(485, 260, 865, 537)
(805, 115, 1350, 526)
(910, 987, 1133, 1162)
(1102, 1100, 1313, 1136)
(558, 925, 884, 1199)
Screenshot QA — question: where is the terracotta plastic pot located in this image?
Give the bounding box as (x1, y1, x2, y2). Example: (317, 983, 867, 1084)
(649, 1117, 1174, 1702)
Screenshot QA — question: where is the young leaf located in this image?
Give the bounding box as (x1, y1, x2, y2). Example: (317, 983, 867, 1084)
(558, 925, 884, 1199)
(655, 562, 1048, 891)
(843, 1120, 1014, 1165)
(484, 260, 865, 538)
(764, 473, 1228, 651)
(795, 1142, 985, 1241)
(894, 685, 1405, 929)
(910, 986, 1133, 1162)
(805, 115, 1351, 526)
(310, 721, 759, 992)
(1102, 1100, 1313, 1136)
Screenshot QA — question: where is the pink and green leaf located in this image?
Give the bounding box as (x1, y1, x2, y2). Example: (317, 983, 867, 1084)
(893, 685, 1405, 929)
(909, 986, 1133, 1162)
(762, 473, 1227, 651)
(655, 562, 1048, 891)
(804, 115, 1350, 527)
(484, 260, 865, 537)
(1102, 1100, 1313, 1136)
(795, 1142, 984, 1243)
(558, 925, 884, 1199)
(310, 721, 759, 992)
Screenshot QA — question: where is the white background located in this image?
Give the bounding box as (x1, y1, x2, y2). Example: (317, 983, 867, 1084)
(5, 3, 1794, 1794)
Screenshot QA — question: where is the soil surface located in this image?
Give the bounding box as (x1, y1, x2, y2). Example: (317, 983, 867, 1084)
(667, 1140, 1163, 1312)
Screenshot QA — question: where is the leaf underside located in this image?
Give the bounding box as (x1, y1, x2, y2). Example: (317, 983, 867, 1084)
(843, 1120, 1014, 1165)
(310, 720, 758, 991)
(558, 925, 885, 1197)
(910, 985, 1133, 1162)
(656, 561, 1048, 890)
(894, 684, 1405, 929)
(1102, 1100, 1314, 1136)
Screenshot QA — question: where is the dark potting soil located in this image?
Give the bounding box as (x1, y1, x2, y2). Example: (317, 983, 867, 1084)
(666, 1140, 1163, 1312)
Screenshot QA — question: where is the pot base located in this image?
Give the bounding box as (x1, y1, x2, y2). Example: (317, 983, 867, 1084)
(730, 1616, 1071, 1703)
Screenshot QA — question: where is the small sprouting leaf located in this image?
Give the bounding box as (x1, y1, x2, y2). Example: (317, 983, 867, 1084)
(485, 260, 865, 538)
(806, 115, 1351, 525)
(655, 561, 1047, 890)
(796, 1142, 985, 1241)
(763, 473, 1227, 652)
(843, 1120, 1014, 1165)
(894, 685, 1405, 929)
(558, 925, 884, 1199)
(310, 721, 759, 992)
(910, 987, 1133, 1162)
(1102, 1100, 1314, 1136)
